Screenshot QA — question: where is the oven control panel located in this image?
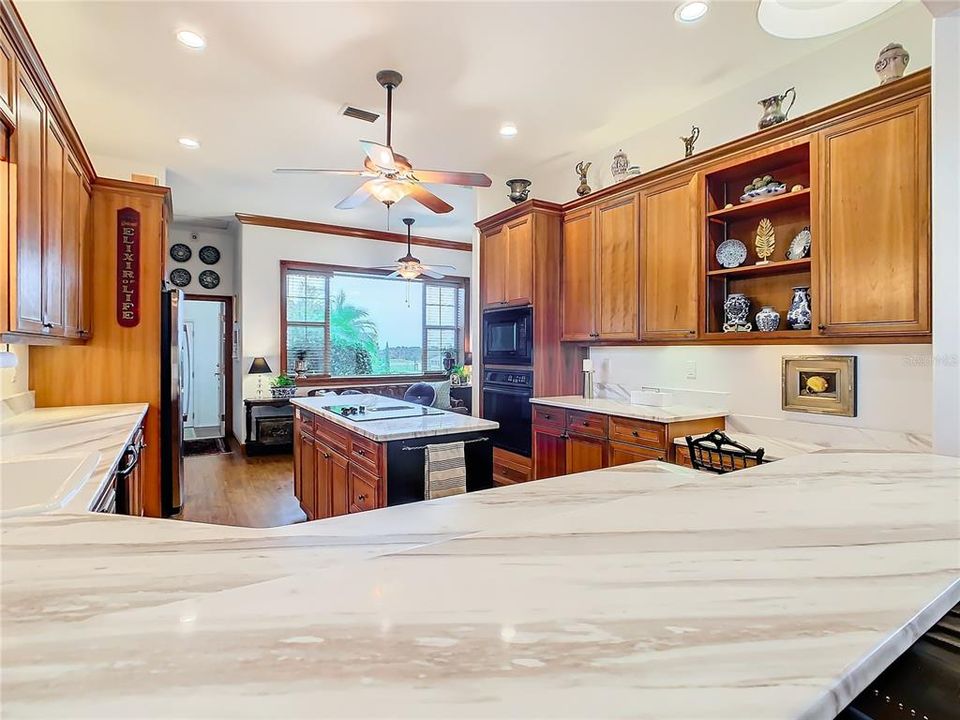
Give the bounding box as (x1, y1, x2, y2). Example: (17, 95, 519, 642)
(483, 370, 533, 388)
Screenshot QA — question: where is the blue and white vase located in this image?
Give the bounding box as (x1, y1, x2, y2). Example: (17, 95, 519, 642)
(722, 292, 752, 332)
(787, 286, 812, 330)
(755, 306, 781, 332)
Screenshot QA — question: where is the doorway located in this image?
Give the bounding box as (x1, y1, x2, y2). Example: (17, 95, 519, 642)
(181, 295, 233, 447)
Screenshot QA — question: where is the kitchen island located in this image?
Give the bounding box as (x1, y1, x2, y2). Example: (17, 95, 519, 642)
(2, 402, 959, 718)
(291, 394, 499, 520)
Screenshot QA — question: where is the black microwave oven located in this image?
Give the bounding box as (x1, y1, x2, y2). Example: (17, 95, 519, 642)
(482, 306, 533, 366)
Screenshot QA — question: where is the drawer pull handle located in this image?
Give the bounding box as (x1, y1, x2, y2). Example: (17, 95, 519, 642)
(543, 413, 551, 420)
(357, 493, 367, 501)
(582, 420, 589, 426)
(356, 449, 366, 456)
(632, 431, 639, 437)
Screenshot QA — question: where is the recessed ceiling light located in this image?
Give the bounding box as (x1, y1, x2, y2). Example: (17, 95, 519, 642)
(178, 137, 201, 149)
(499, 122, 518, 138)
(176, 29, 206, 49)
(675, 1, 709, 23)
(757, 0, 901, 39)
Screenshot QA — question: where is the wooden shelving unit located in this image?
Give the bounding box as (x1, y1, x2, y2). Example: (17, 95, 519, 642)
(702, 141, 814, 336)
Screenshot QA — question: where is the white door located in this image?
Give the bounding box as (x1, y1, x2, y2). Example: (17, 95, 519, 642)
(182, 300, 226, 439)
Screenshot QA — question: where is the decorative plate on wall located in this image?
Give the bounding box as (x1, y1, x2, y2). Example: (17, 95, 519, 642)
(198, 245, 221, 265)
(169, 243, 192, 263)
(169, 268, 192, 287)
(198, 270, 220, 289)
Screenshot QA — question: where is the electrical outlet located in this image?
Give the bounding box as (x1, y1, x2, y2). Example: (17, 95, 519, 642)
(685, 360, 697, 380)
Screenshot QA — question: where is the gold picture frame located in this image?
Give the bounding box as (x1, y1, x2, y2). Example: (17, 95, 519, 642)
(781, 355, 857, 417)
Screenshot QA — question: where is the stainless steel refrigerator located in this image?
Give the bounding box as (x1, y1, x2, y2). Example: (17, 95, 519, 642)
(160, 287, 185, 516)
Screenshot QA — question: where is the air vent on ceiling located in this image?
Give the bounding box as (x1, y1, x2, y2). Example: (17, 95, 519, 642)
(339, 104, 380, 123)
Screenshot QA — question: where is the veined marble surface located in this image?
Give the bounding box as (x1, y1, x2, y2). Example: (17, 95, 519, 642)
(291, 393, 498, 442)
(3, 445, 958, 718)
(673, 431, 823, 461)
(726, 414, 933, 453)
(0, 403, 149, 513)
(532, 395, 727, 423)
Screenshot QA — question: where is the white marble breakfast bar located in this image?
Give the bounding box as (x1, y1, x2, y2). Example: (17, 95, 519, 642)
(1, 402, 958, 718)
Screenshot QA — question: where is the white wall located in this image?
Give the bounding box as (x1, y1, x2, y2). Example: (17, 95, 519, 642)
(166, 222, 236, 297)
(234, 223, 474, 441)
(89, 153, 167, 186)
(930, 9, 960, 455)
(590, 344, 934, 436)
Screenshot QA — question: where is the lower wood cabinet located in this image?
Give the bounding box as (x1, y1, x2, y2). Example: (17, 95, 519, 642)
(493, 447, 532, 486)
(532, 403, 724, 480)
(297, 427, 317, 520)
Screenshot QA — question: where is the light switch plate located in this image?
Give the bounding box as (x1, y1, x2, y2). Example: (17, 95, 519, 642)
(685, 360, 697, 380)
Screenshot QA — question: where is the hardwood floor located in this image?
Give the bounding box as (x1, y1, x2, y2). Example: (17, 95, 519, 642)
(177, 444, 306, 528)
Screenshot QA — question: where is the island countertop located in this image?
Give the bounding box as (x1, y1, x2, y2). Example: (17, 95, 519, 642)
(2, 436, 958, 718)
(291, 393, 498, 442)
(532, 394, 727, 423)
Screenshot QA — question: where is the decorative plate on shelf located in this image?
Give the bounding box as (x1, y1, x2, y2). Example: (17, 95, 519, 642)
(786, 227, 812, 260)
(169, 268, 191, 287)
(739, 182, 787, 204)
(198, 245, 221, 265)
(169, 243, 192, 263)
(715, 238, 748, 269)
(198, 270, 220, 289)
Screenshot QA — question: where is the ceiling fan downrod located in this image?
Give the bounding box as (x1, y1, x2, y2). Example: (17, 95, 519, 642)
(376, 70, 403, 148)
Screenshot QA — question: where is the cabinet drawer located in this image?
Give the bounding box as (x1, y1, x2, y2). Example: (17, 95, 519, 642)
(609, 415, 666, 449)
(315, 416, 348, 454)
(675, 445, 694, 469)
(609, 441, 665, 467)
(348, 465, 378, 513)
(493, 448, 532, 486)
(565, 410, 608, 438)
(349, 433, 380, 473)
(532, 405, 564, 430)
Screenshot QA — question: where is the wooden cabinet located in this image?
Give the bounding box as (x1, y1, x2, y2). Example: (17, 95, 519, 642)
(817, 97, 930, 337)
(532, 425, 566, 481)
(609, 441, 665, 467)
(348, 463, 378, 513)
(297, 428, 317, 520)
(60, 153, 91, 338)
(42, 117, 64, 335)
(493, 447, 532, 486)
(675, 445, 694, 469)
(330, 447, 350, 516)
(566, 432, 607, 474)
(640, 173, 700, 340)
(0, 25, 14, 124)
(561, 194, 639, 341)
(481, 214, 533, 307)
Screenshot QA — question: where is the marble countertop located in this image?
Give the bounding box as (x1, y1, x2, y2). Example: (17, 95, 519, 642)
(532, 395, 727, 423)
(673, 431, 823, 461)
(0, 403, 149, 513)
(292, 393, 498, 442)
(2, 422, 958, 719)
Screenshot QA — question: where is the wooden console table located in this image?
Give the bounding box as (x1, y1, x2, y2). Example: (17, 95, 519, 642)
(244, 397, 294, 455)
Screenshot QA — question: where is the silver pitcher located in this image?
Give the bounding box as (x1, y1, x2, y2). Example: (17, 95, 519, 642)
(757, 87, 796, 130)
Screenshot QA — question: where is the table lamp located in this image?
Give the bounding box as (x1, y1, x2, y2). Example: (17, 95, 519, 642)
(248, 356, 272, 398)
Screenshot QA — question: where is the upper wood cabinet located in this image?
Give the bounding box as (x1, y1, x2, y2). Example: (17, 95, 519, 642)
(0, 26, 14, 124)
(640, 173, 700, 340)
(43, 117, 65, 335)
(817, 97, 930, 337)
(561, 193, 639, 341)
(481, 215, 533, 307)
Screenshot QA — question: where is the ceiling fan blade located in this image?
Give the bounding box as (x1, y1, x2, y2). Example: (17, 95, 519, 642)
(386, 271, 402, 278)
(360, 140, 398, 172)
(371, 265, 401, 270)
(421, 264, 458, 272)
(419, 268, 446, 279)
(407, 184, 454, 214)
(335, 180, 376, 210)
(411, 170, 492, 188)
(273, 168, 369, 176)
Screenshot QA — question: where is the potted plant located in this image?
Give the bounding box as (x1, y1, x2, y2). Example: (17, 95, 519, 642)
(269, 373, 297, 399)
(450, 364, 468, 386)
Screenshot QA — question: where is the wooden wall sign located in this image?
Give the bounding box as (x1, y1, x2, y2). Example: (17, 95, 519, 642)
(117, 207, 141, 327)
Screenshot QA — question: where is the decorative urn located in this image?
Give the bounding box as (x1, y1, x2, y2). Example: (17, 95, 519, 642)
(786, 286, 812, 330)
(757, 87, 796, 130)
(722, 292, 752, 332)
(875, 43, 909, 85)
(610, 149, 630, 183)
(755, 306, 781, 332)
(506, 178, 531, 204)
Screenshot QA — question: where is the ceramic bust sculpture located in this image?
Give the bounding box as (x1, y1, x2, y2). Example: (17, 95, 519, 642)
(875, 43, 909, 85)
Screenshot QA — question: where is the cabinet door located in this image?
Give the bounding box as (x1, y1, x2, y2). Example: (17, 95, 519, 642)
(314, 442, 333, 520)
(640, 174, 700, 340)
(481, 225, 506, 307)
(61, 152, 82, 337)
(561, 207, 596, 340)
(533, 426, 566, 480)
(504, 215, 533, 305)
(0, 28, 14, 123)
(348, 463, 379, 513)
(566, 433, 607, 474)
(596, 194, 639, 340)
(608, 441, 665, 468)
(330, 448, 350, 517)
(77, 177, 92, 338)
(42, 118, 65, 334)
(298, 430, 316, 520)
(13, 69, 44, 334)
(293, 413, 303, 501)
(818, 97, 930, 336)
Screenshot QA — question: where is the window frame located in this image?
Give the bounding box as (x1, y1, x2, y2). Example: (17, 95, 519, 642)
(279, 260, 470, 386)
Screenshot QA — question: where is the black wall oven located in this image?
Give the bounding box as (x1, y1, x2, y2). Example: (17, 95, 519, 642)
(482, 306, 533, 367)
(482, 369, 533, 457)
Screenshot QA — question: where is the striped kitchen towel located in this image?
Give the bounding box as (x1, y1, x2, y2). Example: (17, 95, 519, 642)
(423, 441, 467, 500)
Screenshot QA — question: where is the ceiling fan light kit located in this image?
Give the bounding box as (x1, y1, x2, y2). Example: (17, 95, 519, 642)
(275, 69, 492, 215)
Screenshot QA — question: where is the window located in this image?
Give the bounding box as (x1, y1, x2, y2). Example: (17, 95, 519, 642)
(281, 262, 468, 381)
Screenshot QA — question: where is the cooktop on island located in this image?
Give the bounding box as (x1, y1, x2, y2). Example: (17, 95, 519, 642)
(327, 404, 445, 422)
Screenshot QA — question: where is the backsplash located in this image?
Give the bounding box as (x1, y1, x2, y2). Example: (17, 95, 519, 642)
(589, 344, 933, 436)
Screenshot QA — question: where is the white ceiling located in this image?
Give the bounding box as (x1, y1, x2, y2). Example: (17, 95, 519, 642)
(17, 1, 904, 241)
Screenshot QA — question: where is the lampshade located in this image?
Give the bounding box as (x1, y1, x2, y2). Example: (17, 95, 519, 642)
(248, 356, 272, 374)
(463, 351, 474, 366)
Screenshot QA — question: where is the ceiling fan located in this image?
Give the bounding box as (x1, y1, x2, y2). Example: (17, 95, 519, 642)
(373, 218, 456, 280)
(274, 70, 492, 214)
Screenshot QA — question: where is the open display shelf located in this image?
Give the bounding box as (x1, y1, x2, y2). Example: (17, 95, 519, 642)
(703, 141, 814, 337)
